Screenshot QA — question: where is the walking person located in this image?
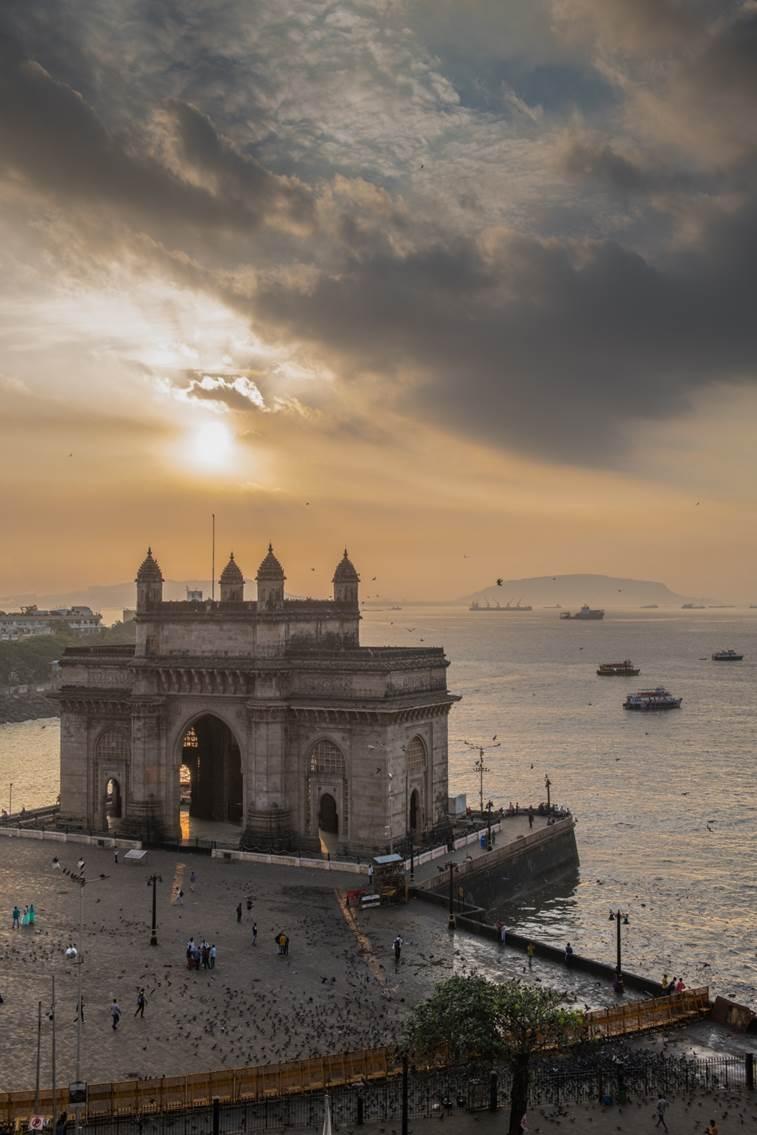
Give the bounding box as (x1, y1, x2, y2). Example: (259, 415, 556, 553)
(175, 888, 184, 905)
(113, 849, 119, 865)
(368, 864, 374, 889)
(251, 922, 257, 947)
(564, 942, 574, 966)
(528, 807, 534, 830)
(209, 944, 217, 969)
(135, 989, 146, 1018)
(11, 905, 20, 929)
(527, 942, 535, 969)
(236, 902, 242, 924)
(110, 999, 122, 1031)
(393, 935, 403, 967)
(189, 870, 196, 893)
(654, 1096, 669, 1132)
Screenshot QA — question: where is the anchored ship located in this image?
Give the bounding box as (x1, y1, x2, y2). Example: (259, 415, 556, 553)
(560, 605, 605, 620)
(624, 687, 682, 711)
(712, 649, 744, 661)
(470, 600, 533, 611)
(597, 660, 640, 676)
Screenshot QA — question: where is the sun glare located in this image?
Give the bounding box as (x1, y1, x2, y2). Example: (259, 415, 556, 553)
(188, 419, 234, 471)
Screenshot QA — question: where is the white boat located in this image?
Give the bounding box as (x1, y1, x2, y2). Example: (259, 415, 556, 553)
(623, 687, 682, 711)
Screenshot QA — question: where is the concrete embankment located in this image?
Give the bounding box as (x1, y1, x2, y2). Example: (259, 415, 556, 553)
(412, 818, 660, 997)
(0, 688, 56, 724)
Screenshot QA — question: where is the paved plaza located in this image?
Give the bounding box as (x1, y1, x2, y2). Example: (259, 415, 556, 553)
(0, 834, 742, 1096)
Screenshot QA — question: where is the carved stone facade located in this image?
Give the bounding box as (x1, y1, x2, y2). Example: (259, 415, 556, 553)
(57, 547, 457, 851)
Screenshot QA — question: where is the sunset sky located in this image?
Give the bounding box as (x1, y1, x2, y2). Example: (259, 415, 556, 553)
(3, 1, 757, 600)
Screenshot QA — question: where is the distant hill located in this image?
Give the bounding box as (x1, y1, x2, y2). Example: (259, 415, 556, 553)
(460, 574, 694, 608)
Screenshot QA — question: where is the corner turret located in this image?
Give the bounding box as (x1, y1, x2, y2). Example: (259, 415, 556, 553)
(135, 547, 163, 612)
(333, 548, 359, 608)
(256, 544, 285, 609)
(219, 552, 244, 602)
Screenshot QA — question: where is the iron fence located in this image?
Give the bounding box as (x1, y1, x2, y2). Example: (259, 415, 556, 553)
(73, 1052, 751, 1135)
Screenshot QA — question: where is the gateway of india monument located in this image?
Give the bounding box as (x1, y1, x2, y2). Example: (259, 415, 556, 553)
(57, 546, 457, 852)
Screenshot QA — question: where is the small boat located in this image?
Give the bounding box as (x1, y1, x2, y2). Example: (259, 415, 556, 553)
(597, 660, 640, 676)
(682, 603, 705, 609)
(711, 649, 744, 661)
(640, 604, 658, 609)
(560, 605, 604, 620)
(624, 687, 682, 711)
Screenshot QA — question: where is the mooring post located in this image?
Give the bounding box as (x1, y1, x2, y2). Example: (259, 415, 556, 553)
(745, 1053, 754, 1090)
(212, 1096, 220, 1135)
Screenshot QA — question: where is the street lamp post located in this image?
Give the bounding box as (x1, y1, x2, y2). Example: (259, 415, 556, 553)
(147, 875, 163, 946)
(447, 862, 459, 930)
(486, 799, 494, 851)
(608, 909, 630, 992)
(544, 774, 552, 813)
(463, 739, 501, 815)
(9, 782, 13, 815)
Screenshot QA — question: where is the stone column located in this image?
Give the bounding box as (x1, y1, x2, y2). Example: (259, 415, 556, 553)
(123, 698, 173, 842)
(242, 704, 292, 845)
(58, 701, 90, 828)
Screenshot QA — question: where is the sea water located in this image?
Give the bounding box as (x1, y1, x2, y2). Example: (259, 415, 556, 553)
(1, 607, 755, 1006)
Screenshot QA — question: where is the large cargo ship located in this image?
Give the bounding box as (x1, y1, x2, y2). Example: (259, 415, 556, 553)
(560, 605, 604, 620)
(470, 600, 533, 611)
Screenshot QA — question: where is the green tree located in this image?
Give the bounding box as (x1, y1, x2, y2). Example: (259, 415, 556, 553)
(405, 974, 582, 1135)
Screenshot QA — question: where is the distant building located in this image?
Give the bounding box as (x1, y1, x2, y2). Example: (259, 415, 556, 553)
(0, 605, 102, 641)
(57, 546, 457, 851)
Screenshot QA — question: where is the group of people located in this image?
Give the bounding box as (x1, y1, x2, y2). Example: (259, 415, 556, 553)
(185, 937, 217, 969)
(10, 903, 36, 928)
(661, 973, 687, 994)
(108, 990, 147, 1030)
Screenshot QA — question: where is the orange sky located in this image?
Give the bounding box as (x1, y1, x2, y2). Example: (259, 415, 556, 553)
(3, 3, 757, 601)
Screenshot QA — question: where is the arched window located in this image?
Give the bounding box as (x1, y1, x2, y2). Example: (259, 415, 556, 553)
(309, 739, 345, 776)
(406, 736, 427, 773)
(95, 728, 130, 762)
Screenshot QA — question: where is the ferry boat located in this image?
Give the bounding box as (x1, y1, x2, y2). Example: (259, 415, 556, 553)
(597, 660, 640, 676)
(682, 603, 705, 610)
(711, 649, 744, 662)
(623, 687, 682, 711)
(470, 600, 533, 612)
(560, 605, 604, 620)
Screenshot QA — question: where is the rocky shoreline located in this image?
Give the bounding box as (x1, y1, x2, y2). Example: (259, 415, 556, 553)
(0, 690, 56, 725)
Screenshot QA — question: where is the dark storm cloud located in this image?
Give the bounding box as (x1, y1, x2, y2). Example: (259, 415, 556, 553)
(3, 0, 757, 467)
(0, 31, 312, 245)
(250, 193, 757, 462)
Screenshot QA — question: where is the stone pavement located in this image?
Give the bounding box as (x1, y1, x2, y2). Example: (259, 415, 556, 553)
(0, 839, 408, 1091)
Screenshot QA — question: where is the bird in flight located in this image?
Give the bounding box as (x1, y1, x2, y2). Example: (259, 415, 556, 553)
(496, 578, 503, 586)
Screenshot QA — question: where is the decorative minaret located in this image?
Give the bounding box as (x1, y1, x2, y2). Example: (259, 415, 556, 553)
(256, 544, 285, 609)
(135, 547, 164, 612)
(219, 552, 244, 602)
(333, 548, 359, 608)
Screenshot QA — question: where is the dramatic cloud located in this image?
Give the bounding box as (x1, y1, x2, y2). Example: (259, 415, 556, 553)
(2, 0, 757, 473)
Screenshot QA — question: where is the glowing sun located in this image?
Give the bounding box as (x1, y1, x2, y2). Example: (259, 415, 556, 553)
(188, 419, 234, 470)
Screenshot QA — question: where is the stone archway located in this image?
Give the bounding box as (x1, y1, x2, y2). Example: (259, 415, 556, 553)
(105, 777, 123, 820)
(179, 715, 243, 824)
(318, 792, 339, 835)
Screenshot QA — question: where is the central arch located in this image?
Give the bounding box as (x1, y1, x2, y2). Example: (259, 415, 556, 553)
(318, 792, 339, 835)
(179, 714, 243, 825)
